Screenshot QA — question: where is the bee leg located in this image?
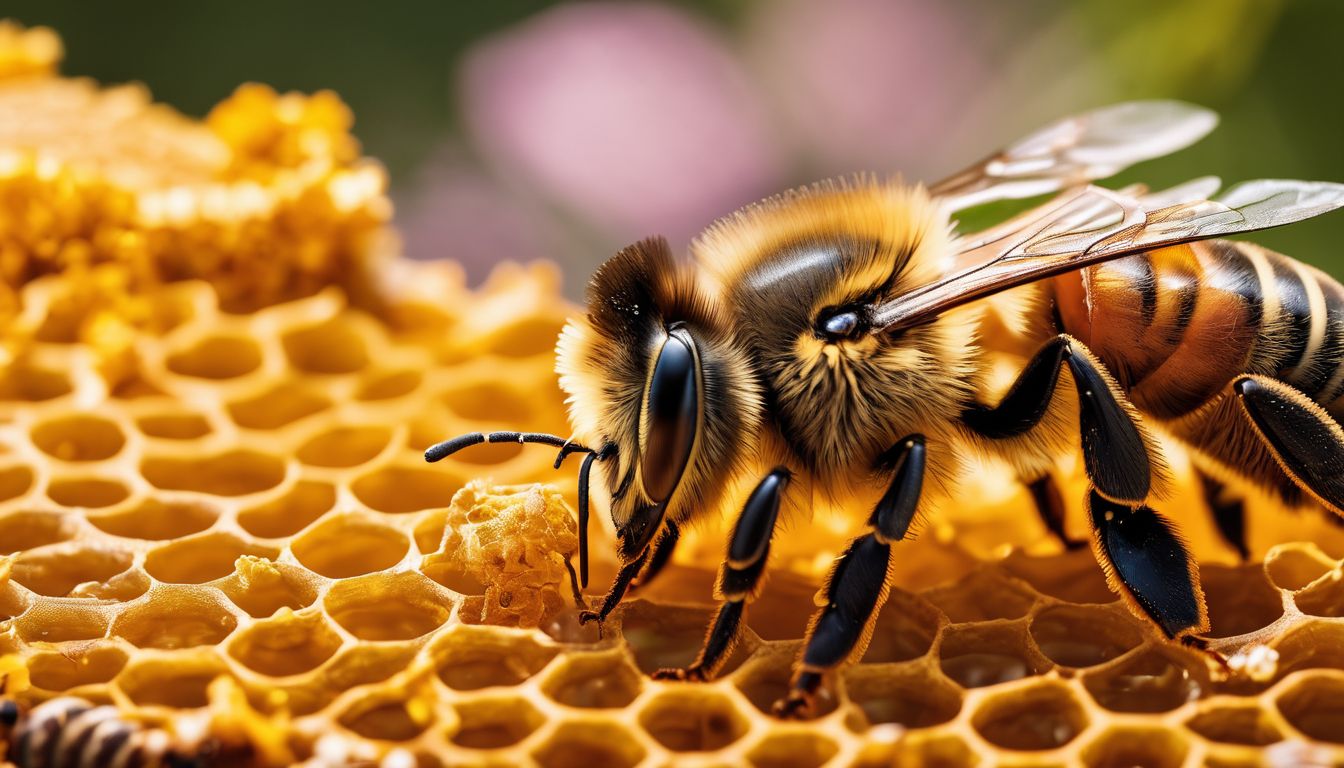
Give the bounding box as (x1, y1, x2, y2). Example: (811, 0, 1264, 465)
(963, 334, 1152, 504)
(630, 521, 680, 593)
(652, 468, 791, 682)
(1027, 474, 1087, 550)
(1232, 375, 1344, 516)
(1088, 489, 1209, 639)
(774, 436, 924, 718)
(1198, 471, 1250, 561)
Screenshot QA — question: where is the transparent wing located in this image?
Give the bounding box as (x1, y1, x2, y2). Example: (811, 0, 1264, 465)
(931, 101, 1218, 212)
(873, 179, 1344, 333)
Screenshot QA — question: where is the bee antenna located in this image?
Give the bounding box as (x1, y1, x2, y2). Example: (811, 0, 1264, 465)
(423, 431, 593, 463)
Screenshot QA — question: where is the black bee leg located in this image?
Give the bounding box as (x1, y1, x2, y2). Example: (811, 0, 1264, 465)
(1198, 471, 1250, 561)
(578, 548, 649, 634)
(1027, 474, 1087, 549)
(1233, 375, 1344, 517)
(630, 521, 681, 592)
(652, 468, 791, 682)
(774, 436, 924, 718)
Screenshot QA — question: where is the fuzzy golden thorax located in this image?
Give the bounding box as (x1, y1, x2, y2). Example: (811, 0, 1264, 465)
(555, 238, 764, 557)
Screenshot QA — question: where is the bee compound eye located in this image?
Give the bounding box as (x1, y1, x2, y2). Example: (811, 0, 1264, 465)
(640, 328, 699, 503)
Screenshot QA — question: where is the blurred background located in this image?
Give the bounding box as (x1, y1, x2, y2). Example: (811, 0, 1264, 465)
(9, 0, 1344, 296)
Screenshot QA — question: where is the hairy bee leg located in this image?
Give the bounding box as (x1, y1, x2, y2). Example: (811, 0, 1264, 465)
(631, 521, 681, 592)
(963, 334, 1151, 504)
(774, 437, 924, 718)
(1027, 474, 1087, 549)
(652, 469, 791, 682)
(1233, 375, 1344, 516)
(1198, 471, 1250, 561)
(1087, 489, 1208, 639)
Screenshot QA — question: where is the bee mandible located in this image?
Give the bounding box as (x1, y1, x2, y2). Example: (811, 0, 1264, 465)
(427, 102, 1344, 717)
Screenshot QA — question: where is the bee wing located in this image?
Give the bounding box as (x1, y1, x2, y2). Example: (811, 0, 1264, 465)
(931, 101, 1218, 212)
(872, 179, 1344, 333)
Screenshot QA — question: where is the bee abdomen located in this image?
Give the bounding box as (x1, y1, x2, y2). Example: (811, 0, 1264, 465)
(5, 697, 182, 768)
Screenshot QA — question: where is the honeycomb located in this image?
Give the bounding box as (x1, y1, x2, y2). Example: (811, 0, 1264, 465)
(3, 20, 1344, 768)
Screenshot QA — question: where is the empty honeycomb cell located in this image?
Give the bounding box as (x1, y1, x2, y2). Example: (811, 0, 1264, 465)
(282, 317, 370, 374)
(219, 557, 319, 618)
(531, 720, 646, 768)
(874, 734, 977, 768)
(111, 588, 239, 649)
(1002, 549, 1117, 605)
(1265, 544, 1335, 591)
(339, 693, 433, 741)
(228, 609, 342, 676)
(30, 414, 126, 461)
(13, 601, 109, 642)
(859, 588, 942, 664)
(141, 449, 286, 496)
(88, 498, 219, 540)
(1080, 726, 1189, 768)
(621, 601, 750, 677)
(971, 681, 1089, 751)
(0, 464, 34, 502)
(441, 381, 533, 423)
(0, 362, 72, 401)
(938, 621, 1050, 688)
(732, 651, 836, 718)
(166, 334, 264, 379)
(845, 665, 963, 728)
(356, 369, 422, 401)
(10, 546, 135, 597)
(435, 625, 559, 692)
(746, 731, 840, 768)
(228, 381, 332, 430)
(537, 648, 641, 708)
(450, 695, 544, 749)
(115, 652, 229, 708)
(297, 425, 392, 467)
(637, 688, 751, 752)
(27, 645, 128, 692)
(1277, 673, 1344, 743)
(925, 569, 1037, 623)
(1200, 563, 1285, 637)
(0, 510, 74, 553)
(144, 532, 279, 583)
(323, 644, 419, 691)
(1294, 572, 1344, 618)
(1082, 647, 1204, 713)
(325, 571, 452, 641)
(1184, 703, 1283, 746)
(237, 480, 336, 538)
(1029, 604, 1144, 668)
(1272, 621, 1344, 683)
(135, 411, 213, 440)
(292, 515, 409, 578)
(352, 465, 462, 514)
(46, 476, 130, 507)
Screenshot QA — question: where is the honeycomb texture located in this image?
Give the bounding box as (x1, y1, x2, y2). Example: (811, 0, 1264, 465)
(3, 21, 1344, 768)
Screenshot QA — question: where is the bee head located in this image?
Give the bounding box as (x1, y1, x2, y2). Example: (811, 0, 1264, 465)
(557, 238, 764, 562)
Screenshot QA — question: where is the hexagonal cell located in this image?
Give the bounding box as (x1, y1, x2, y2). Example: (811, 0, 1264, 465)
(88, 498, 219, 540)
(351, 465, 462, 514)
(531, 720, 645, 768)
(141, 450, 285, 496)
(440, 381, 534, 423)
(746, 731, 840, 768)
(1029, 604, 1143, 668)
(1276, 672, 1344, 743)
(939, 621, 1049, 688)
(321, 643, 418, 692)
(0, 362, 72, 401)
(228, 610, 341, 677)
(860, 588, 942, 663)
(536, 648, 640, 708)
(227, 381, 332, 430)
(1082, 647, 1204, 713)
(1295, 573, 1344, 618)
(339, 692, 433, 741)
(111, 588, 239, 649)
(145, 532, 279, 584)
(621, 601, 749, 677)
(219, 556, 319, 618)
(116, 652, 228, 708)
(325, 571, 451, 641)
(237, 480, 335, 538)
(10, 546, 137, 597)
(732, 650, 836, 718)
(971, 681, 1089, 751)
(638, 688, 750, 752)
(356, 369, 422, 401)
(292, 514, 409, 578)
(166, 334, 263, 379)
(0, 510, 75, 554)
(1200, 563, 1285, 638)
(1080, 726, 1189, 768)
(1264, 544, 1334, 591)
(296, 425, 391, 467)
(27, 645, 128, 692)
(1184, 703, 1283, 746)
(283, 318, 369, 374)
(135, 411, 213, 440)
(925, 568, 1037, 623)
(47, 476, 129, 508)
(31, 414, 126, 461)
(845, 665, 963, 728)
(434, 625, 560, 691)
(451, 695, 544, 749)
(1272, 621, 1344, 677)
(859, 733, 976, 768)
(14, 601, 109, 642)
(0, 465, 34, 502)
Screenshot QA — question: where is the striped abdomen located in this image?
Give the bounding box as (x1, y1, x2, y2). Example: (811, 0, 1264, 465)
(1053, 240, 1344, 421)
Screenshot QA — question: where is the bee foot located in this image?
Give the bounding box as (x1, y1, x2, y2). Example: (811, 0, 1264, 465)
(651, 666, 708, 682)
(771, 693, 815, 720)
(576, 610, 606, 638)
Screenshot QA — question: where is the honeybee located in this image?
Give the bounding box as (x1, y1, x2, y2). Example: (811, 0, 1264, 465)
(427, 102, 1344, 717)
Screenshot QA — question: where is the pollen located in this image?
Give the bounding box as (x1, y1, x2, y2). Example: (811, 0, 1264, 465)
(0, 22, 1343, 768)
